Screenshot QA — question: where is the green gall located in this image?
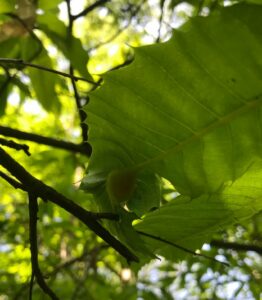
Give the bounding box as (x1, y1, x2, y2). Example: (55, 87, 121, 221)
(106, 169, 137, 206)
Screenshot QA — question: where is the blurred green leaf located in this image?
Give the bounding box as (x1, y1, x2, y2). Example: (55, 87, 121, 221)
(0, 38, 20, 58)
(28, 51, 61, 112)
(20, 35, 42, 61)
(38, 16, 92, 80)
(0, 0, 15, 13)
(38, 0, 64, 10)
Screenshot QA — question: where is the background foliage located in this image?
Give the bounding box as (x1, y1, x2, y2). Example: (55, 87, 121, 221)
(0, 0, 261, 299)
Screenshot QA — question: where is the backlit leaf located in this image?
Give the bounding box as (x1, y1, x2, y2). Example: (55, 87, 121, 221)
(82, 4, 262, 259)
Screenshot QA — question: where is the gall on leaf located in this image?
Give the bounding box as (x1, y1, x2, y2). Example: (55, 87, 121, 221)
(106, 169, 137, 207)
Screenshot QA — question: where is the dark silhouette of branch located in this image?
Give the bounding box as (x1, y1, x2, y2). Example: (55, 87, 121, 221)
(0, 163, 119, 222)
(69, 66, 89, 143)
(0, 137, 30, 156)
(88, 3, 142, 53)
(66, 0, 89, 144)
(0, 170, 26, 190)
(0, 12, 43, 100)
(137, 230, 229, 266)
(28, 193, 60, 300)
(0, 12, 42, 113)
(156, 0, 166, 43)
(72, 0, 110, 20)
(29, 273, 34, 300)
(210, 240, 262, 255)
(49, 244, 108, 277)
(0, 58, 99, 86)
(14, 244, 108, 299)
(0, 147, 138, 263)
(5, 12, 43, 61)
(0, 125, 92, 156)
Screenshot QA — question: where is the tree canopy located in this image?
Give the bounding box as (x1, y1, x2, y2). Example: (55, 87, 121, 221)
(0, 0, 261, 299)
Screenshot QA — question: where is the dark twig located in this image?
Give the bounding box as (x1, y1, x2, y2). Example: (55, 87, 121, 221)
(0, 137, 30, 156)
(66, 1, 89, 144)
(137, 230, 229, 266)
(70, 66, 89, 143)
(0, 147, 138, 263)
(0, 58, 99, 86)
(5, 12, 43, 61)
(156, 0, 166, 43)
(210, 240, 262, 255)
(0, 12, 43, 100)
(0, 163, 119, 222)
(16, 244, 108, 299)
(48, 244, 108, 277)
(88, 3, 142, 53)
(28, 193, 60, 300)
(72, 0, 110, 20)
(0, 125, 92, 156)
(29, 273, 34, 300)
(0, 170, 26, 190)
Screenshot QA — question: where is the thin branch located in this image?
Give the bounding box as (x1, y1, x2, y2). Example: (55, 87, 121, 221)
(70, 66, 89, 143)
(156, 0, 166, 43)
(5, 12, 43, 61)
(210, 240, 262, 255)
(29, 273, 34, 300)
(0, 137, 30, 156)
(0, 12, 42, 113)
(72, 0, 110, 20)
(0, 170, 26, 190)
(0, 125, 92, 156)
(28, 193, 60, 300)
(66, 1, 89, 144)
(49, 244, 108, 277)
(88, 3, 142, 53)
(0, 58, 99, 86)
(0, 168, 118, 221)
(15, 244, 108, 299)
(137, 230, 229, 267)
(0, 12, 43, 100)
(0, 147, 138, 263)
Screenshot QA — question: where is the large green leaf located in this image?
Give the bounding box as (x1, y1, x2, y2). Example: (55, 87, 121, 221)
(82, 4, 262, 259)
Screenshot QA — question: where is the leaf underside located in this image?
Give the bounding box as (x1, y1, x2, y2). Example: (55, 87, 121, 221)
(82, 4, 262, 261)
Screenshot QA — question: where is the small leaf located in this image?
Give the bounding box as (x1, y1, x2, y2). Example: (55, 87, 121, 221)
(0, 38, 20, 58)
(20, 35, 41, 61)
(28, 51, 61, 112)
(38, 17, 92, 80)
